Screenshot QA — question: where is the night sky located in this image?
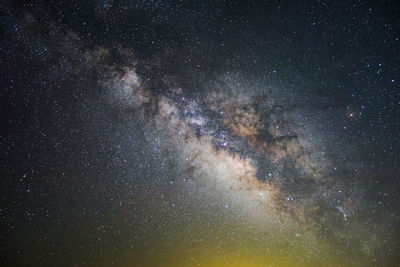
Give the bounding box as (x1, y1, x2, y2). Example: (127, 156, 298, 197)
(1, 1, 400, 266)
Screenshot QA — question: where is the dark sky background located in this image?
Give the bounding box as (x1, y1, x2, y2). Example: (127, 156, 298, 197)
(1, 0, 400, 266)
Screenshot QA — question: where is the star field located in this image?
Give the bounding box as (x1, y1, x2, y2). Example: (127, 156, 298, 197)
(1, 1, 400, 266)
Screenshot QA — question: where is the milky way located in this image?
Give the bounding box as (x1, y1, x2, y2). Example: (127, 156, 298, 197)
(1, 1, 400, 266)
